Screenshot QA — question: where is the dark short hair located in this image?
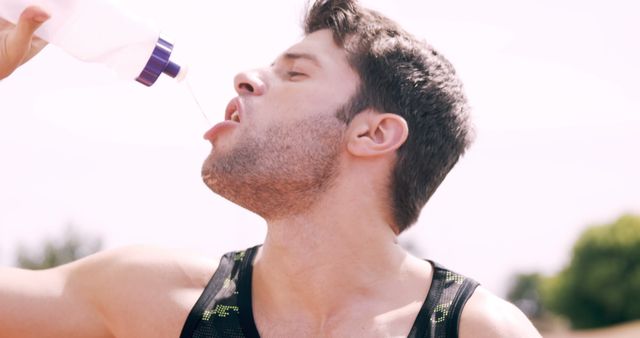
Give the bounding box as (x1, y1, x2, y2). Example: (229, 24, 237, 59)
(305, 0, 474, 233)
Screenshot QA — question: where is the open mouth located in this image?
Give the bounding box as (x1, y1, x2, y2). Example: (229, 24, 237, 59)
(230, 111, 240, 122)
(225, 98, 242, 123)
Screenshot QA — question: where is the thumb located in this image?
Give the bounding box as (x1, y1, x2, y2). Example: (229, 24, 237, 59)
(13, 6, 50, 45)
(0, 6, 50, 79)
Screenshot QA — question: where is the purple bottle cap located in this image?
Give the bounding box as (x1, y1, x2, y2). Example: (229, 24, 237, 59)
(136, 37, 181, 87)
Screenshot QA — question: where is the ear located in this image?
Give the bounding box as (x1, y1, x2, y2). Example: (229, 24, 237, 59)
(346, 111, 409, 157)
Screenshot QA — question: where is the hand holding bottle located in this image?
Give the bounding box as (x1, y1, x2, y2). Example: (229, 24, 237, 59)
(0, 6, 49, 79)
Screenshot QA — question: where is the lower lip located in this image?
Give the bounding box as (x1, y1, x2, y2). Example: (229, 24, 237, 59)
(204, 121, 239, 141)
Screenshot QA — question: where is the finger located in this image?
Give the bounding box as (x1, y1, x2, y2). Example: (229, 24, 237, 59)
(13, 6, 50, 43)
(0, 7, 50, 79)
(21, 36, 49, 64)
(31, 36, 48, 52)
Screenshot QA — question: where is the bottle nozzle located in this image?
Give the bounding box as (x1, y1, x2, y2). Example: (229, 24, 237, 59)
(163, 60, 187, 82)
(163, 60, 180, 78)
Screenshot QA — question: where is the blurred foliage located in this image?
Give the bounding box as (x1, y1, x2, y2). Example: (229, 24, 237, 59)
(542, 214, 640, 329)
(16, 225, 102, 270)
(399, 237, 425, 257)
(507, 272, 567, 333)
(507, 273, 545, 319)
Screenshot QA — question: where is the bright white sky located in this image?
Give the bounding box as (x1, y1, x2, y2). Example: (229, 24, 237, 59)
(0, 0, 638, 295)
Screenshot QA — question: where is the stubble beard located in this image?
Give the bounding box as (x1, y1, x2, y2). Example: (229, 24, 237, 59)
(201, 115, 346, 220)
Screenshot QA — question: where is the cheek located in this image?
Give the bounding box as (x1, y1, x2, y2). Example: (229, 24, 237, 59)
(309, 80, 357, 114)
(258, 83, 352, 121)
(290, 91, 348, 118)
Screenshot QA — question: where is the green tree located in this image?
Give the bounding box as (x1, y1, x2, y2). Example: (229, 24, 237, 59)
(16, 225, 102, 270)
(543, 214, 640, 329)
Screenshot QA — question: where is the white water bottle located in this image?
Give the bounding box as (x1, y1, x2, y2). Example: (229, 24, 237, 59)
(0, 0, 186, 86)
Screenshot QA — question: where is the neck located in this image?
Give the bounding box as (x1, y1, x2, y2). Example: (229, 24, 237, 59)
(251, 182, 417, 323)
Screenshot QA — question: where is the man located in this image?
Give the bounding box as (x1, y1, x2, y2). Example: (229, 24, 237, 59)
(1, 1, 541, 337)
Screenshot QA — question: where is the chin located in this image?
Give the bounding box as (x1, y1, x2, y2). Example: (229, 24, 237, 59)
(201, 156, 219, 189)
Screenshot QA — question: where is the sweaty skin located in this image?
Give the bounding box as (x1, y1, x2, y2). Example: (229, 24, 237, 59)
(0, 19, 541, 338)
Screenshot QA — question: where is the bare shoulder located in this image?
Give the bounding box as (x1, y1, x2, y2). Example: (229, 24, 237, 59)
(0, 246, 220, 338)
(62, 245, 218, 289)
(459, 286, 541, 338)
(60, 246, 219, 338)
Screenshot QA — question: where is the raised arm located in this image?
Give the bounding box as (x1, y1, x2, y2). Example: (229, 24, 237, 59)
(0, 246, 216, 338)
(0, 263, 113, 338)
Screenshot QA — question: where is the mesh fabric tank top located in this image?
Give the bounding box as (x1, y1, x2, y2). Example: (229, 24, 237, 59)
(180, 245, 479, 338)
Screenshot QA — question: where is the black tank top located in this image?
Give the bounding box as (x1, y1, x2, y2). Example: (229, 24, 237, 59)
(180, 245, 479, 338)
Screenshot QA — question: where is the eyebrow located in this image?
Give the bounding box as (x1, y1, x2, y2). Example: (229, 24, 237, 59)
(282, 52, 322, 68)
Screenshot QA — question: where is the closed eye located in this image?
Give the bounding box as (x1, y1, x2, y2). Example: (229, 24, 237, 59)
(287, 71, 307, 79)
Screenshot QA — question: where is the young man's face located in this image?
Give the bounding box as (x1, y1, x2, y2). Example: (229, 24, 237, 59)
(201, 29, 361, 218)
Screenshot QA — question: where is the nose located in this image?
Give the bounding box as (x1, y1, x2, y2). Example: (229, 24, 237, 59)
(234, 70, 266, 96)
